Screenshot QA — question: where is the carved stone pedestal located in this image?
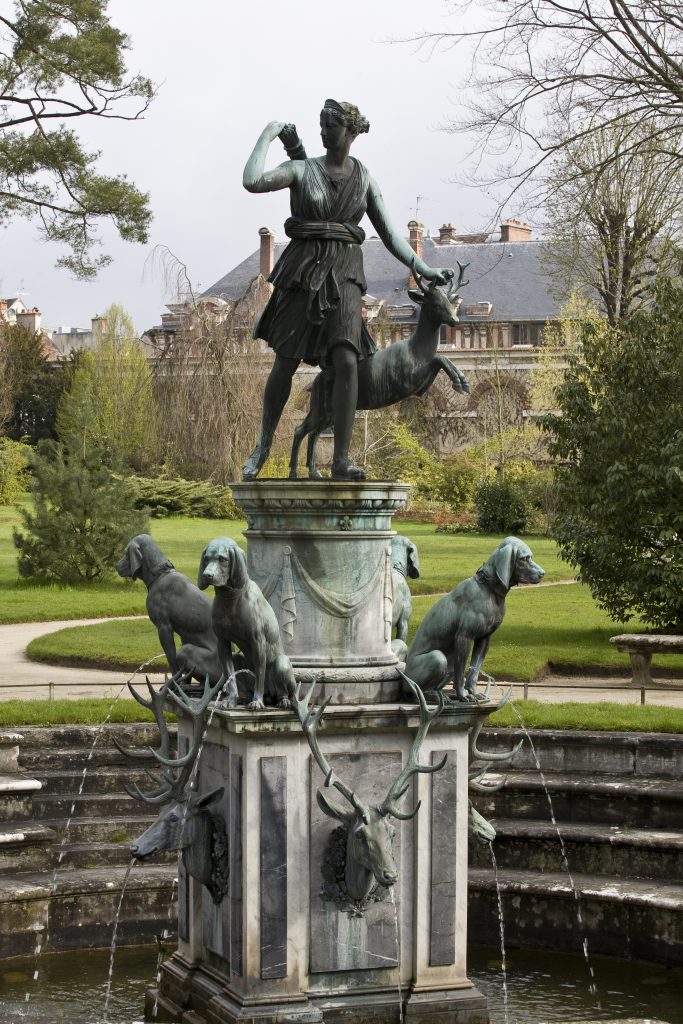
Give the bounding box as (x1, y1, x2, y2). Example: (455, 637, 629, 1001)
(149, 702, 492, 1024)
(232, 481, 410, 703)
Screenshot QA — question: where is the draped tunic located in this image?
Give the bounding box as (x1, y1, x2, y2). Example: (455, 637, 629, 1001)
(254, 156, 377, 366)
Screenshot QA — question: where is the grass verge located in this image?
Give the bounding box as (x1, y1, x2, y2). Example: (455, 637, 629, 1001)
(29, 583, 683, 681)
(0, 696, 680, 732)
(0, 698, 161, 726)
(489, 699, 683, 733)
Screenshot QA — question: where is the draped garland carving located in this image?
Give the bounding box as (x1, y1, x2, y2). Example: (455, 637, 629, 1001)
(259, 545, 393, 643)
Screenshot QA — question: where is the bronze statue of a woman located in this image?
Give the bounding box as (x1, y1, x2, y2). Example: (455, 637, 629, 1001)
(242, 99, 453, 481)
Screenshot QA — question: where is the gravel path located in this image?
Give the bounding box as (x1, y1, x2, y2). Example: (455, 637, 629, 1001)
(1, 614, 681, 707)
(0, 617, 163, 700)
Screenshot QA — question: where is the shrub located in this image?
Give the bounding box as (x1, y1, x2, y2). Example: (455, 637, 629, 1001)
(474, 476, 532, 534)
(13, 440, 148, 583)
(394, 498, 455, 524)
(435, 515, 479, 535)
(128, 475, 240, 519)
(428, 452, 481, 510)
(0, 438, 29, 503)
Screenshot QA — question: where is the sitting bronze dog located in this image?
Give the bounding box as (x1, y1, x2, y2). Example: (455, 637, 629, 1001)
(404, 536, 545, 702)
(116, 534, 222, 684)
(198, 537, 294, 710)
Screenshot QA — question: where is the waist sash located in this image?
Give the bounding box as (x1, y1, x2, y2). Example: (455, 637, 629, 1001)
(284, 217, 365, 245)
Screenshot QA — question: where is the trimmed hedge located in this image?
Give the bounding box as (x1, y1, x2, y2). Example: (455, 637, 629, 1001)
(128, 475, 240, 519)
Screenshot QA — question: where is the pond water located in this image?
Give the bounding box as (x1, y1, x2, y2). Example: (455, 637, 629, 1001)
(0, 944, 680, 1023)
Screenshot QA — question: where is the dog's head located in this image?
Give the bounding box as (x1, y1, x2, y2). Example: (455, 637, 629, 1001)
(198, 537, 248, 591)
(484, 537, 545, 592)
(391, 536, 420, 579)
(116, 534, 165, 581)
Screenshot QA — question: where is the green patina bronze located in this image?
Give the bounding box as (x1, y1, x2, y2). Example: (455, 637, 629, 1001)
(241, 99, 459, 482)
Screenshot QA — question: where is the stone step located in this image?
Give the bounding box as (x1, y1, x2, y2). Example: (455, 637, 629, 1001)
(479, 727, 683, 778)
(0, 772, 42, 822)
(40, 813, 158, 846)
(34, 791, 161, 820)
(16, 723, 169, 752)
(469, 817, 683, 880)
(477, 770, 683, 828)
(468, 867, 683, 966)
(51, 841, 176, 870)
(0, 823, 56, 871)
(34, 766, 154, 795)
(0, 864, 177, 957)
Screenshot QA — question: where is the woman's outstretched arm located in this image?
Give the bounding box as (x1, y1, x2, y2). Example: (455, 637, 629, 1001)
(366, 178, 452, 283)
(243, 121, 300, 193)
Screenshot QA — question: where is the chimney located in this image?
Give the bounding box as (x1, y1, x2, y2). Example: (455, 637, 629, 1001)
(438, 223, 456, 244)
(500, 218, 532, 243)
(16, 308, 42, 334)
(408, 220, 424, 288)
(259, 227, 275, 278)
(91, 315, 107, 337)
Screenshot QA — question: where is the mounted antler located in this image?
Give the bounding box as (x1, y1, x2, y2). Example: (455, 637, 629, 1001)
(291, 672, 446, 903)
(118, 673, 231, 905)
(380, 672, 447, 819)
(115, 674, 225, 806)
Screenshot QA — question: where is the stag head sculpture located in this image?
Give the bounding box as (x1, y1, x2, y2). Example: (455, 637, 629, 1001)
(114, 674, 230, 903)
(291, 673, 445, 904)
(407, 259, 469, 327)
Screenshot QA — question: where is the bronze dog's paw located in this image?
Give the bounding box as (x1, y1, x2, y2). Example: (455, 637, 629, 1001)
(248, 698, 265, 711)
(278, 697, 292, 710)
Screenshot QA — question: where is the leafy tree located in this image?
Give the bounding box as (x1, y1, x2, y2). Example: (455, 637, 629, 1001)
(0, 1, 153, 277)
(545, 122, 683, 325)
(1, 321, 74, 442)
(413, 1, 683, 194)
(545, 272, 683, 630)
(13, 436, 148, 582)
(56, 303, 159, 469)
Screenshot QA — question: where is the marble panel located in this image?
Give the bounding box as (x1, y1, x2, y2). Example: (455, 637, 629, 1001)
(260, 755, 287, 979)
(429, 748, 458, 967)
(309, 750, 401, 974)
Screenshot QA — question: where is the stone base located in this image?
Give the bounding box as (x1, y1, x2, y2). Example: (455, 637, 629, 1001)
(294, 663, 403, 703)
(150, 702, 494, 1024)
(147, 959, 489, 1023)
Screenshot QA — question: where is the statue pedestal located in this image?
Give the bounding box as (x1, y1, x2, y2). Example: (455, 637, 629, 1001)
(232, 481, 410, 703)
(148, 480, 491, 1023)
(150, 702, 493, 1024)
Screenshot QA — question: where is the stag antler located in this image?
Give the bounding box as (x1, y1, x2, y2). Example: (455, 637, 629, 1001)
(453, 260, 469, 292)
(410, 258, 436, 294)
(290, 681, 369, 820)
(119, 674, 226, 806)
(378, 672, 447, 820)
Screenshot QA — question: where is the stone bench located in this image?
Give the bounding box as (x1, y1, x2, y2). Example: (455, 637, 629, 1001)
(609, 633, 683, 687)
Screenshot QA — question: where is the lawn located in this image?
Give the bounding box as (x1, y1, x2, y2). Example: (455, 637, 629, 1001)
(0, 696, 680, 733)
(27, 582, 683, 681)
(0, 501, 247, 623)
(0, 499, 571, 624)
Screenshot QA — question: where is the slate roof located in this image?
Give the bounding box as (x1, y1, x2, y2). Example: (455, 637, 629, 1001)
(203, 236, 562, 324)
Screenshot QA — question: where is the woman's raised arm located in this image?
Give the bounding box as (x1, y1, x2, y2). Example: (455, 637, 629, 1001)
(243, 121, 300, 193)
(366, 178, 452, 283)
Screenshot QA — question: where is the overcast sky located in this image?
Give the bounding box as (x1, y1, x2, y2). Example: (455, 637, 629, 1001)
(1, 0, 523, 334)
